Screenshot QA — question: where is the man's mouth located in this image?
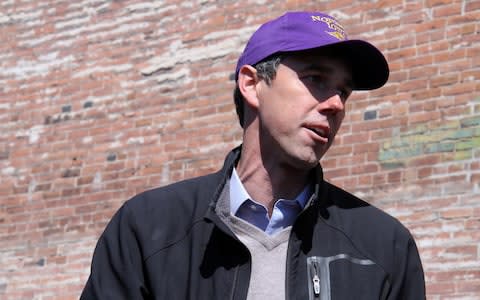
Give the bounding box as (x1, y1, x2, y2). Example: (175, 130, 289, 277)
(305, 125, 330, 139)
(307, 127, 327, 137)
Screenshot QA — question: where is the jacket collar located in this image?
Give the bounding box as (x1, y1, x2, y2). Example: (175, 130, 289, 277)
(204, 145, 326, 223)
(203, 146, 241, 233)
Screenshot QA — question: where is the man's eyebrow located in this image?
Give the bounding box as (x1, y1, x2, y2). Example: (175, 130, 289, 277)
(297, 64, 354, 88)
(297, 64, 332, 73)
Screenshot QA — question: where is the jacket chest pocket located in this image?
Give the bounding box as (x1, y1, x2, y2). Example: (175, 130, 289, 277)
(306, 255, 388, 300)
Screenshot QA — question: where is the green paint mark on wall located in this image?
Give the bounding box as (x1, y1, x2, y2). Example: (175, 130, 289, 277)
(378, 98, 480, 167)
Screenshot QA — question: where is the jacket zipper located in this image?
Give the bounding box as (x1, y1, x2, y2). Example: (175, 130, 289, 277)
(286, 184, 321, 300)
(312, 265, 321, 296)
(307, 257, 322, 300)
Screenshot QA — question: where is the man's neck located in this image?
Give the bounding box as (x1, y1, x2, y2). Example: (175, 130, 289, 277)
(236, 149, 311, 216)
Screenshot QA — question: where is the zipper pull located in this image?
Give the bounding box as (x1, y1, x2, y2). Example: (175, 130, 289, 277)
(307, 257, 321, 298)
(312, 274, 320, 296)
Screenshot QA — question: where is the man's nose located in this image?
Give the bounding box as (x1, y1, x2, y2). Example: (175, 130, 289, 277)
(318, 93, 344, 114)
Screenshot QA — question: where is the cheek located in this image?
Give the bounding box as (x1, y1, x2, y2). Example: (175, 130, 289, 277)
(337, 111, 346, 123)
(330, 112, 345, 132)
(258, 89, 300, 123)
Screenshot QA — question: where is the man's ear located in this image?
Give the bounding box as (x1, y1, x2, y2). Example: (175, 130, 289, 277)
(237, 65, 260, 109)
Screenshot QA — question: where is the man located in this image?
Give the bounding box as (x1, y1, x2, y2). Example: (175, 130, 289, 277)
(81, 11, 425, 300)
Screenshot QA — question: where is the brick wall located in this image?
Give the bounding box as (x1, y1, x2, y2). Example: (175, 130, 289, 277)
(0, 0, 478, 299)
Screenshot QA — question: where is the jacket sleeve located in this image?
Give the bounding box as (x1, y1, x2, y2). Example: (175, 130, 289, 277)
(80, 202, 150, 300)
(391, 236, 426, 300)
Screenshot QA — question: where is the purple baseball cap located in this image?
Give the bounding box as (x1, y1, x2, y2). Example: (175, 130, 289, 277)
(235, 11, 389, 90)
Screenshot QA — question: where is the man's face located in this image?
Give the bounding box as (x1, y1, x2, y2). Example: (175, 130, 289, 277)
(255, 52, 353, 170)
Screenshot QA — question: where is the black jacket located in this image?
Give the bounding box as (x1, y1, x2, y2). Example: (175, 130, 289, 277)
(81, 147, 425, 299)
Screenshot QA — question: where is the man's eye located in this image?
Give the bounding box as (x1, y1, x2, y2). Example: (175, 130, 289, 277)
(304, 75, 326, 87)
(337, 89, 348, 99)
(338, 89, 351, 100)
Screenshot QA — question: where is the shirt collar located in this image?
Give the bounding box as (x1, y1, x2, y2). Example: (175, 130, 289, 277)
(229, 168, 252, 215)
(229, 168, 311, 215)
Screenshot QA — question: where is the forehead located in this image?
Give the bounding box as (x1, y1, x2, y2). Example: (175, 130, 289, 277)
(281, 50, 353, 84)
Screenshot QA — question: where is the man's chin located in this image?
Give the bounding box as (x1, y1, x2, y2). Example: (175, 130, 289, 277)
(288, 154, 321, 171)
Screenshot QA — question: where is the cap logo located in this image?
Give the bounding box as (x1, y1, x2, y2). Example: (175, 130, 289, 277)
(311, 15, 347, 41)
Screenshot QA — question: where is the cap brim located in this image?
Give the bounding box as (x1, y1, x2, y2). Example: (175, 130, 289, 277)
(308, 40, 389, 90)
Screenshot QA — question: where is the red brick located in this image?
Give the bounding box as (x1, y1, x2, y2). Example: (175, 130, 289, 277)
(466, 1, 480, 11)
(1, 2, 479, 300)
(433, 4, 462, 17)
(440, 208, 475, 219)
